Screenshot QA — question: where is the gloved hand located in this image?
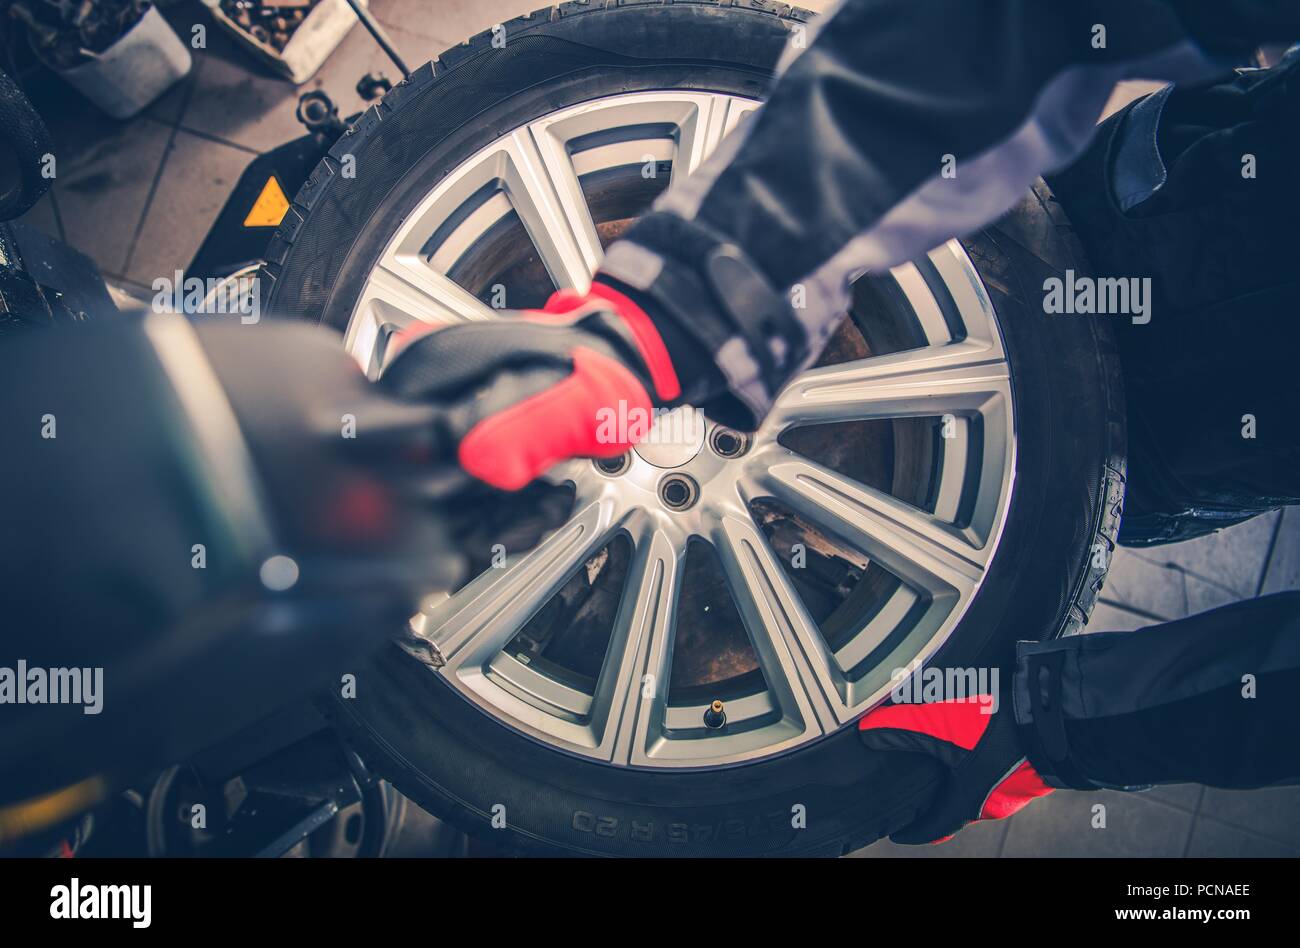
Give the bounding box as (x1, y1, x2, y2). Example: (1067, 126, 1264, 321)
(380, 281, 681, 491)
(857, 692, 1054, 844)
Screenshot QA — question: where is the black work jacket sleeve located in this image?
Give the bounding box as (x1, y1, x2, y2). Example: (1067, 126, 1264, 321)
(1013, 592, 1300, 790)
(599, 0, 1298, 427)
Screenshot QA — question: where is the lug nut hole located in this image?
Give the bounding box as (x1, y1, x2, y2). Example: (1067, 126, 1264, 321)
(710, 427, 749, 458)
(594, 453, 630, 476)
(659, 473, 699, 510)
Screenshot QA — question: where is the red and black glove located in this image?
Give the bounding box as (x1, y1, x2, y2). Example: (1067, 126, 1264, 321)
(857, 693, 1054, 844)
(381, 281, 681, 491)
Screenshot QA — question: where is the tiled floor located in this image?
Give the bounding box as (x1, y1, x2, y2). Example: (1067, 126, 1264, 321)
(14, 0, 452, 292)
(857, 509, 1300, 859)
(11, 0, 1297, 858)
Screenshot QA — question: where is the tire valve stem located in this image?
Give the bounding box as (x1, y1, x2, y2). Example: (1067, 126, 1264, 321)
(703, 699, 726, 730)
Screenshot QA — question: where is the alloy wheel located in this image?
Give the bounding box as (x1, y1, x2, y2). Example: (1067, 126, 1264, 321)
(344, 91, 1016, 769)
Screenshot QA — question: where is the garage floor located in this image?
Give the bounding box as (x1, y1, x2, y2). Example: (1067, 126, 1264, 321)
(10, 0, 1298, 857)
(859, 510, 1300, 859)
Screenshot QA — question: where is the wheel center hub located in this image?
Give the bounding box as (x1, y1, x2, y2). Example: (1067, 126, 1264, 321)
(632, 406, 707, 469)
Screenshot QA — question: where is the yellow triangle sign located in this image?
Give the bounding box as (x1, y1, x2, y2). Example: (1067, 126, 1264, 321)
(243, 175, 290, 228)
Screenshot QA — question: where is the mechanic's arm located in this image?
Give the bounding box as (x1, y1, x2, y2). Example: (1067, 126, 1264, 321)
(382, 0, 1296, 489)
(1015, 592, 1300, 791)
(597, 0, 1279, 429)
(859, 593, 1300, 843)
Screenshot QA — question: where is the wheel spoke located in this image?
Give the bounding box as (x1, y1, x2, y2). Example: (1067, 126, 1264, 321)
(720, 98, 760, 139)
(521, 124, 609, 288)
(343, 263, 491, 376)
(375, 255, 497, 322)
(671, 93, 761, 180)
(927, 240, 1006, 349)
(669, 92, 716, 179)
(421, 498, 619, 674)
(501, 128, 603, 291)
(712, 514, 840, 733)
(764, 338, 1010, 431)
(891, 261, 955, 342)
(754, 451, 985, 600)
(595, 522, 685, 764)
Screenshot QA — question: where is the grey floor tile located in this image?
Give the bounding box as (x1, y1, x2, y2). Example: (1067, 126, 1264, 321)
(125, 130, 255, 285)
(104, 270, 157, 292)
(373, 0, 537, 45)
(1261, 506, 1300, 595)
(1157, 512, 1279, 601)
(1105, 547, 1200, 622)
(172, 13, 306, 153)
(53, 119, 175, 277)
(25, 77, 147, 173)
(852, 818, 1008, 858)
(1001, 789, 1193, 857)
(308, 16, 437, 120)
(370, 0, 452, 45)
(372, 0, 835, 47)
(104, 275, 156, 308)
(1086, 599, 1154, 633)
(1108, 513, 1280, 621)
(148, 72, 200, 126)
(1141, 783, 1204, 813)
(1197, 785, 1300, 850)
(1186, 817, 1300, 857)
(175, 5, 430, 153)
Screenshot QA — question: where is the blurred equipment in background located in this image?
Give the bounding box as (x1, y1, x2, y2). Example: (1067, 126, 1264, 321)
(0, 64, 114, 329)
(217, 0, 308, 54)
(8, 0, 151, 70)
(354, 69, 390, 100)
(5, 0, 191, 117)
(202, 0, 360, 83)
(140, 723, 468, 858)
(5, 707, 470, 857)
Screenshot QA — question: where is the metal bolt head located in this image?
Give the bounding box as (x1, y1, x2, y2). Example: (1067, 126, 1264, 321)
(659, 473, 699, 510)
(593, 453, 630, 477)
(710, 427, 750, 458)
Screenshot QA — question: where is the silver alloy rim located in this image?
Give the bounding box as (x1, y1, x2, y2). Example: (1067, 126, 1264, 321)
(346, 91, 1016, 769)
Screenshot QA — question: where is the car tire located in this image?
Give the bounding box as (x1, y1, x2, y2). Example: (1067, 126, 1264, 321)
(0, 68, 53, 222)
(262, 0, 1125, 856)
